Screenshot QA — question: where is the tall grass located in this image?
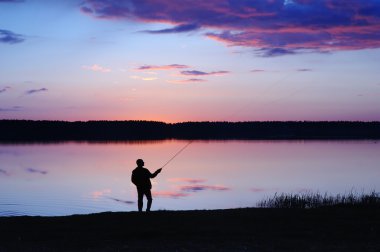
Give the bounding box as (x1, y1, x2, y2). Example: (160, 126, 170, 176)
(257, 191, 380, 208)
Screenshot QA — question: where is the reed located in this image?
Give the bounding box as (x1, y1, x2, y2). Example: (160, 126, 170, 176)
(257, 191, 380, 208)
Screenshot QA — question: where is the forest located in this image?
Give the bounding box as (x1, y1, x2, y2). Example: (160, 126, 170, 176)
(0, 120, 379, 141)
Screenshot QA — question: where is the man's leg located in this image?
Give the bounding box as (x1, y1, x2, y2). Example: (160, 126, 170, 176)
(146, 190, 153, 212)
(137, 188, 144, 212)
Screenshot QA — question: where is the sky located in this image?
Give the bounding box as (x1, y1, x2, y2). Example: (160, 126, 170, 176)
(1, 0, 380, 122)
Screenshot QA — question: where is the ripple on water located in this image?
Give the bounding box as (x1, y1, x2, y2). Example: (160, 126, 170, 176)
(0, 196, 133, 216)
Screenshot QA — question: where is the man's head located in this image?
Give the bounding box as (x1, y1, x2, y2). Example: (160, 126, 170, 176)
(136, 159, 144, 167)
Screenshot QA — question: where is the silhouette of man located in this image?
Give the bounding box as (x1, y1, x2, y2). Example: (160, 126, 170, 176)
(131, 159, 162, 212)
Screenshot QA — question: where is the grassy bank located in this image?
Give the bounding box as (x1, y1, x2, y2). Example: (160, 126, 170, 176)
(1, 207, 379, 251)
(257, 191, 380, 208)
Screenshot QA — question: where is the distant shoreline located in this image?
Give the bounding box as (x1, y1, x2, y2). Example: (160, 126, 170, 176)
(1, 120, 379, 142)
(1, 207, 379, 251)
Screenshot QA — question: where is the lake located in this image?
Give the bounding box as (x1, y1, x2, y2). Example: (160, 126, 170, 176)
(0, 140, 379, 216)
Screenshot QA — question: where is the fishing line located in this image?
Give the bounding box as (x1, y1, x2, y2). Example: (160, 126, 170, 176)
(161, 140, 193, 168)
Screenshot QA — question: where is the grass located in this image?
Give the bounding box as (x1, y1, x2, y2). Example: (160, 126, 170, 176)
(257, 191, 380, 208)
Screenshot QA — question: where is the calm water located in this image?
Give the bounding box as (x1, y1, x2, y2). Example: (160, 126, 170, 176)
(0, 140, 379, 216)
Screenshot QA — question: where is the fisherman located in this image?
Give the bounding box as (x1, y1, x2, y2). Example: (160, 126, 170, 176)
(131, 159, 162, 212)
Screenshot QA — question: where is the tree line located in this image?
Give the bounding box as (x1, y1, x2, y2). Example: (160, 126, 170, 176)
(0, 120, 379, 142)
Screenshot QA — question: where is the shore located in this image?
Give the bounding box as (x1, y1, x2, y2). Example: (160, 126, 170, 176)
(1, 207, 379, 251)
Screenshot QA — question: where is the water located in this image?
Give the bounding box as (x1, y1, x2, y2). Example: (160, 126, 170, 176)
(0, 140, 379, 216)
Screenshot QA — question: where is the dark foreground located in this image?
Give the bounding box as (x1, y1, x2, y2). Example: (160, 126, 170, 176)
(0, 208, 379, 252)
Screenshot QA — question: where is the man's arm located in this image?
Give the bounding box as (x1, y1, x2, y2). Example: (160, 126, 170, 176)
(131, 171, 137, 185)
(150, 168, 162, 178)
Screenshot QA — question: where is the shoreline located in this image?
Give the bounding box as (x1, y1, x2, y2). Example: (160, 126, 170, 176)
(1, 207, 379, 251)
(1, 120, 379, 142)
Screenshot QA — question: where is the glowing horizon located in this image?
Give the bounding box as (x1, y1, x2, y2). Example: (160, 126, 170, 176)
(1, 0, 380, 122)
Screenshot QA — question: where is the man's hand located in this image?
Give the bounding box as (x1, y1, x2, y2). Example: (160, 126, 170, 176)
(156, 168, 162, 173)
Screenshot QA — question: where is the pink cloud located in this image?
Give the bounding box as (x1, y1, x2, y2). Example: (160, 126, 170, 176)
(168, 178, 207, 184)
(92, 189, 111, 198)
(82, 64, 111, 73)
(168, 78, 206, 84)
(250, 187, 273, 193)
(130, 75, 158, 81)
(152, 190, 189, 198)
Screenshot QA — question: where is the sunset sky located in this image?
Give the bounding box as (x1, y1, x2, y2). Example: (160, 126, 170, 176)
(1, 0, 380, 122)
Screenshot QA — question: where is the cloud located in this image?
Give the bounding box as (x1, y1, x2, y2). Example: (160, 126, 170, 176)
(0, 106, 22, 112)
(80, 0, 380, 55)
(152, 190, 189, 198)
(0, 86, 11, 93)
(251, 187, 273, 193)
(136, 64, 189, 71)
(105, 196, 134, 204)
(168, 78, 206, 84)
(168, 178, 207, 184)
(0, 169, 10, 176)
(25, 88, 48, 95)
(180, 70, 229, 76)
(295, 188, 312, 193)
(92, 189, 111, 198)
(26, 168, 47, 175)
(0, 29, 25, 44)
(297, 68, 312, 72)
(129, 75, 158, 81)
(251, 69, 266, 73)
(179, 184, 230, 192)
(143, 23, 200, 34)
(80, 6, 93, 14)
(82, 64, 111, 73)
(259, 48, 296, 57)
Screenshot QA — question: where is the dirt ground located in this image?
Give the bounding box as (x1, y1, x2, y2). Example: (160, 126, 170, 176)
(0, 207, 379, 251)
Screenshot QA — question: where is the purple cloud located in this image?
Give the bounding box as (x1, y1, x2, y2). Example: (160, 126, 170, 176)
(80, 0, 380, 55)
(143, 23, 200, 34)
(180, 70, 229, 76)
(0, 169, 9, 176)
(25, 88, 48, 95)
(169, 78, 206, 84)
(168, 178, 207, 184)
(251, 187, 276, 193)
(297, 68, 312, 72)
(0, 29, 25, 44)
(251, 69, 265, 73)
(26, 168, 47, 175)
(260, 48, 296, 57)
(80, 6, 93, 14)
(152, 190, 189, 198)
(0, 86, 10, 93)
(136, 64, 189, 71)
(106, 196, 134, 204)
(180, 184, 230, 192)
(0, 106, 22, 112)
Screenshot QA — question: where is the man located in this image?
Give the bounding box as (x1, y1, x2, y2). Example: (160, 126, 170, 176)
(131, 159, 162, 212)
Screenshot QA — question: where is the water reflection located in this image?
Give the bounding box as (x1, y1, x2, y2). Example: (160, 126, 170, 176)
(0, 140, 379, 216)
